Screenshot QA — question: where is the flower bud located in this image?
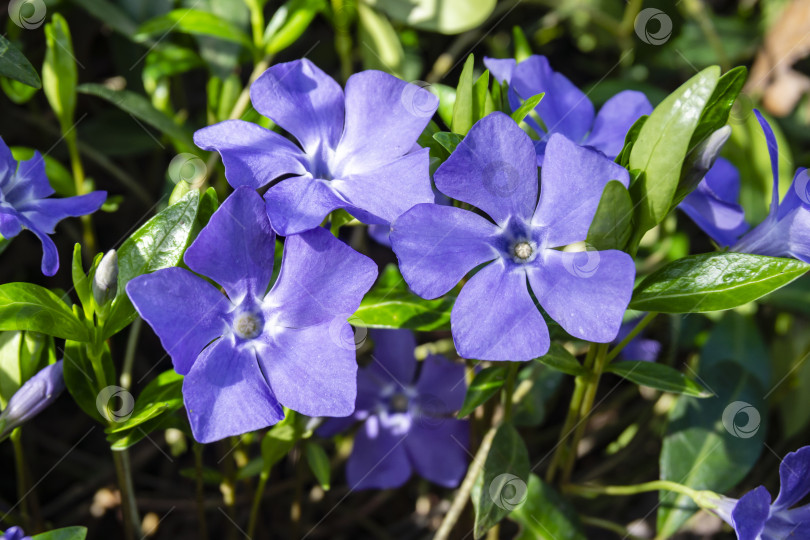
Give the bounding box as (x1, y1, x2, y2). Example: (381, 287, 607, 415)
(0, 361, 65, 440)
(93, 250, 118, 308)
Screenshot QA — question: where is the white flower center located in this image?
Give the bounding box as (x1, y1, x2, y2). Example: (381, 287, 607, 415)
(233, 312, 263, 340)
(511, 240, 537, 263)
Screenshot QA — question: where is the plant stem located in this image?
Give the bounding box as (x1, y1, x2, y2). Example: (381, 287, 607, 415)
(580, 515, 645, 540)
(193, 443, 209, 540)
(112, 450, 141, 540)
(120, 317, 142, 390)
(65, 132, 97, 256)
(605, 312, 658, 364)
(502, 362, 519, 422)
(247, 471, 269, 538)
(565, 480, 713, 506)
(10, 428, 31, 531)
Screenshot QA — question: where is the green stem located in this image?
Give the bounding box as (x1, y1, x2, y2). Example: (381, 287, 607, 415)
(247, 471, 269, 538)
(10, 428, 31, 531)
(112, 450, 141, 540)
(65, 132, 97, 256)
(331, 0, 354, 82)
(193, 443, 209, 540)
(120, 317, 142, 390)
(502, 362, 519, 422)
(605, 312, 658, 364)
(580, 515, 645, 540)
(565, 480, 717, 507)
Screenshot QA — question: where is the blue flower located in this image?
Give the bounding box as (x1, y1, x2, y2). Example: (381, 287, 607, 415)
(319, 329, 468, 490)
(126, 187, 378, 443)
(0, 361, 64, 440)
(390, 112, 636, 361)
(708, 446, 810, 539)
(194, 59, 437, 236)
(614, 317, 660, 363)
(484, 55, 652, 163)
(0, 139, 106, 276)
(1, 526, 31, 540)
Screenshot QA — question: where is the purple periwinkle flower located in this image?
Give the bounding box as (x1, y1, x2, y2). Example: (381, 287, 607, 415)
(679, 157, 749, 247)
(194, 59, 438, 236)
(127, 187, 378, 443)
(0, 360, 64, 440)
(484, 55, 652, 164)
(708, 446, 810, 539)
(319, 329, 468, 490)
(1, 526, 31, 540)
(0, 139, 106, 276)
(390, 112, 636, 361)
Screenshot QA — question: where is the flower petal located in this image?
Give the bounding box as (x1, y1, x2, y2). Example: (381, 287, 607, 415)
(405, 419, 469, 487)
(263, 175, 346, 236)
(586, 91, 652, 159)
(258, 323, 357, 418)
(533, 134, 630, 247)
(127, 267, 229, 375)
(183, 339, 284, 443)
(15, 213, 61, 277)
(316, 415, 359, 438)
(193, 120, 307, 190)
(4, 151, 53, 205)
(434, 112, 538, 225)
(184, 186, 275, 301)
(347, 414, 412, 490)
(250, 59, 344, 154)
(17, 191, 107, 234)
(511, 55, 595, 144)
(528, 249, 634, 343)
(774, 446, 810, 510)
(333, 148, 434, 226)
(390, 203, 499, 299)
(754, 109, 781, 216)
(414, 354, 466, 413)
(336, 71, 437, 174)
(731, 485, 772, 540)
(777, 167, 810, 220)
(265, 226, 377, 327)
(451, 261, 549, 361)
(0, 210, 22, 239)
(483, 57, 517, 84)
(0, 137, 17, 186)
(368, 329, 418, 385)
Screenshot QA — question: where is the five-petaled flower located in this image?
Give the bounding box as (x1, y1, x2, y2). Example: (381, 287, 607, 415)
(707, 445, 810, 539)
(319, 329, 468, 490)
(127, 187, 378, 443)
(484, 55, 652, 164)
(194, 59, 438, 236)
(390, 112, 636, 361)
(0, 139, 106, 276)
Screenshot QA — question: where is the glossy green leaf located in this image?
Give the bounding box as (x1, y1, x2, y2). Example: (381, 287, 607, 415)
(630, 253, 810, 313)
(511, 475, 586, 540)
(367, 0, 496, 34)
(432, 131, 464, 154)
(0, 35, 41, 88)
(606, 361, 711, 397)
(472, 70, 495, 122)
(305, 442, 331, 491)
(62, 339, 116, 423)
(42, 14, 77, 131)
(458, 366, 507, 418)
(1, 76, 38, 104)
(0, 284, 87, 341)
(135, 9, 253, 49)
(629, 67, 719, 234)
(686, 66, 747, 163)
(353, 264, 454, 331)
(534, 342, 585, 376)
(104, 190, 202, 339)
(586, 180, 633, 252)
(31, 526, 88, 540)
(77, 84, 194, 149)
(615, 115, 647, 168)
(107, 370, 183, 433)
(471, 423, 530, 539)
(451, 55, 475, 135)
(109, 413, 183, 450)
(510, 93, 544, 125)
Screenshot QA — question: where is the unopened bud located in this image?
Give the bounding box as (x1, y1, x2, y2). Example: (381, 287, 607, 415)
(0, 361, 65, 439)
(93, 250, 118, 308)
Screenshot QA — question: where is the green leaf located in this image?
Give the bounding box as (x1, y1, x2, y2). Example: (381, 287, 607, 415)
(368, 0, 496, 34)
(472, 70, 495, 122)
(510, 475, 586, 540)
(451, 55, 475, 135)
(686, 66, 747, 164)
(63, 339, 116, 423)
(71, 244, 93, 320)
(109, 413, 183, 450)
(615, 115, 647, 168)
(42, 14, 78, 131)
(353, 264, 454, 331)
(358, 3, 404, 76)
(0, 35, 41, 88)
(1, 76, 38, 104)
(77, 84, 195, 149)
(107, 370, 183, 434)
(105, 190, 202, 339)
(510, 93, 544, 125)
(630, 253, 810, 313)
(0, 284, 88, 341)
(31, 526, 88, 540)
(471, 423, 530, 539)
(534, 342, 585, 376)
(135, 9, 253, 49)
(629, 67, 719, 234)
(261, 412, 309, 470)
(429, 83, 456, 128)
(586, 180, 633, 251)
(70, 0, 139, 39)
(0, 331, 54, 407)
(657, 314, 768, 536)
(458, 366, 507, 418)
(305, 442, 331, 491)
(265, 0, 325, 55)
(432, 131, 464, 154)
(606, 361, 711, 397)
